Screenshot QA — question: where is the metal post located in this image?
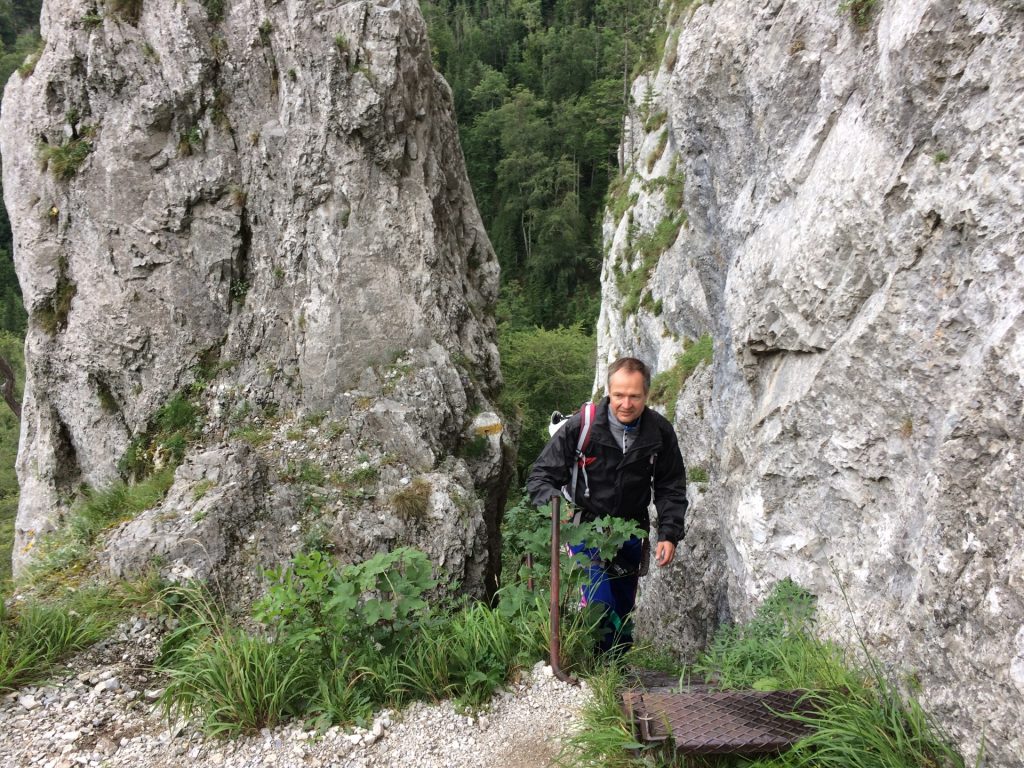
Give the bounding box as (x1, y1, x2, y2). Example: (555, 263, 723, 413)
(550, 496, 577, 685)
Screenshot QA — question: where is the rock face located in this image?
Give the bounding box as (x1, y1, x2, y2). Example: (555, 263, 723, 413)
(1, 0, 510, 596)
(599, 0, 1023, 762)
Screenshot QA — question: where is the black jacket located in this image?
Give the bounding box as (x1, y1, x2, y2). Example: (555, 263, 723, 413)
(527, 398, 688, 544)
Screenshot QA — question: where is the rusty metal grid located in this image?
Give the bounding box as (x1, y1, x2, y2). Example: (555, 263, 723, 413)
(622, 689, 814, 755)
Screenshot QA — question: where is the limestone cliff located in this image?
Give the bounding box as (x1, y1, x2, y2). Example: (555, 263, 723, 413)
(0, 0, 511, 596)
(599, 0, 1023, 762)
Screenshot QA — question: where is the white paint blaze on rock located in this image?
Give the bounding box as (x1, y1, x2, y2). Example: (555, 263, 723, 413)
(0, 1, 509, 594)
(600, 0, 1024, 763)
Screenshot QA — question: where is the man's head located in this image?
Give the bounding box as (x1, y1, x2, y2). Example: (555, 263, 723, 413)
(607, 357, 650, 425)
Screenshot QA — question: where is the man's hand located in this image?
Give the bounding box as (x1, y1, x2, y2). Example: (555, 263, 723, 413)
(655, 541, 676, 567)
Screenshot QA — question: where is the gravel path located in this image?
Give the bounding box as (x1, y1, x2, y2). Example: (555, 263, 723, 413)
(0, 616, 591, 768)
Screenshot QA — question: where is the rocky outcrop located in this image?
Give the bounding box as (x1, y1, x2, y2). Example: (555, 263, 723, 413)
(601, 0, 1023, 762)
(1, 0, 510, 596)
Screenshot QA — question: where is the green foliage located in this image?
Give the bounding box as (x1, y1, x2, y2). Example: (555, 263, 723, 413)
(558, 664, 648, 767)
(34, 255, 76, 335)
(498, 491, 646, 667)
(109, 0, 142, 24)
(28, 466, 175, 577)
(0, 332, 23, 580)
(0, 591, 113, 691)
(199, 0, 224, 23)
(646, 130, 668, 172)
(617, 167, 687, 317)
(606, 172, 638, 226)
(178, 124, 203, 156)
(560, 580, 964, 768)
(119, 391, 203, 481)
(37, 137, 91, 180)
(391, 477, 431, 520)
(157, 584, 314, 736)
(499, 324, 595, 477)
(13, 32, 41, 78)
(422, 0, 663, 330)
(280, 459, 326, 486)
(1, 572, 163, 692)
(686, 466, 708, 484)
(647, 334, 712, 422)
(840, 0, 878, 27)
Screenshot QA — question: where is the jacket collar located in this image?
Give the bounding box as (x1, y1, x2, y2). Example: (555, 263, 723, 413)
(593, 397, 661, 455)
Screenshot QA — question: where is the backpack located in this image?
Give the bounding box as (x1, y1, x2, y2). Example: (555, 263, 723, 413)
(548, 401, 597, 505)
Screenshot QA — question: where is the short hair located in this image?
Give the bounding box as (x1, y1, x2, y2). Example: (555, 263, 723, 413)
(607, 357, 651, 393)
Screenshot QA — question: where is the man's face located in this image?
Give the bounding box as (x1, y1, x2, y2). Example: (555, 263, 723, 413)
(608, 369, 647, 424)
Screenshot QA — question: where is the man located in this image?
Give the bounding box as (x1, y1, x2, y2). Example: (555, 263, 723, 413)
(527, 357, 688, 652)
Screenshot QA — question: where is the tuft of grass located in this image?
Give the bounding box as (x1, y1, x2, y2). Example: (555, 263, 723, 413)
(1, 576, 164, 691)
(178, 125, 203, 156)
(840, 0, 878, 27)
(17, 36, 45, 78)
(109, 0, 143, 24)
(280, 460, 326, 486)
(645, 130, 668, 173)
(391, 478, 431, 520)
(558, 664, 649, 767)
(644, 110, 668, 134)
(29, 467, 176, 577)
(35, 257, 77, 335)
(0, 596, 109, 691)
(258, 20, 272, 46)
(37, 138, 92, 180)
(933, 150, 950, 164)
(687, 466, 709, 484)
(648, 335, 712, 423)
(158, 585, 314, 736)
(199, 0, 225, 23)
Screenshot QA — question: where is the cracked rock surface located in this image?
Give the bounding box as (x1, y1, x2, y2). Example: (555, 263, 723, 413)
(599, 1, 1024, 763)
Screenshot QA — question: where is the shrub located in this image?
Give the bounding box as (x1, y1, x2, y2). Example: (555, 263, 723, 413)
(498, 324, 595, 478)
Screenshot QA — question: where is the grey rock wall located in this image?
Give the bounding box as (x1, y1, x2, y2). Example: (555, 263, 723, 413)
(1, 0, 510, 595)
(599, 0, 1023, 762)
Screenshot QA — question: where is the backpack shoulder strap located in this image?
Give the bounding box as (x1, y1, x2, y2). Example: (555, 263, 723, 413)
(564, 401, 597, 508)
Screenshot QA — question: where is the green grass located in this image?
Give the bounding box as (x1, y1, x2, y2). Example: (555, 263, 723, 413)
(28, 467, 175, 579)
(840, 0, 878, 27)
(0, 574, 163, 692)
(37, 138, 92, 180)
(559, 580, 965, 768)
(558, 664, 649, 768)
(0, 595, 111, 691)
(648, 335, 713, 422)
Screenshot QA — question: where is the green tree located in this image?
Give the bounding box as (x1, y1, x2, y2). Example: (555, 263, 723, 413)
(499, 324, 595, 476)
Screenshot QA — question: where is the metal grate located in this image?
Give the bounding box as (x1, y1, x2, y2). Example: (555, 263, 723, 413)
(622, 689, 815, 755)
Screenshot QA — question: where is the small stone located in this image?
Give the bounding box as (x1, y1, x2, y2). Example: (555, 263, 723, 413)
(17, 694, 38, 710)
(94, 678, 120, 693)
